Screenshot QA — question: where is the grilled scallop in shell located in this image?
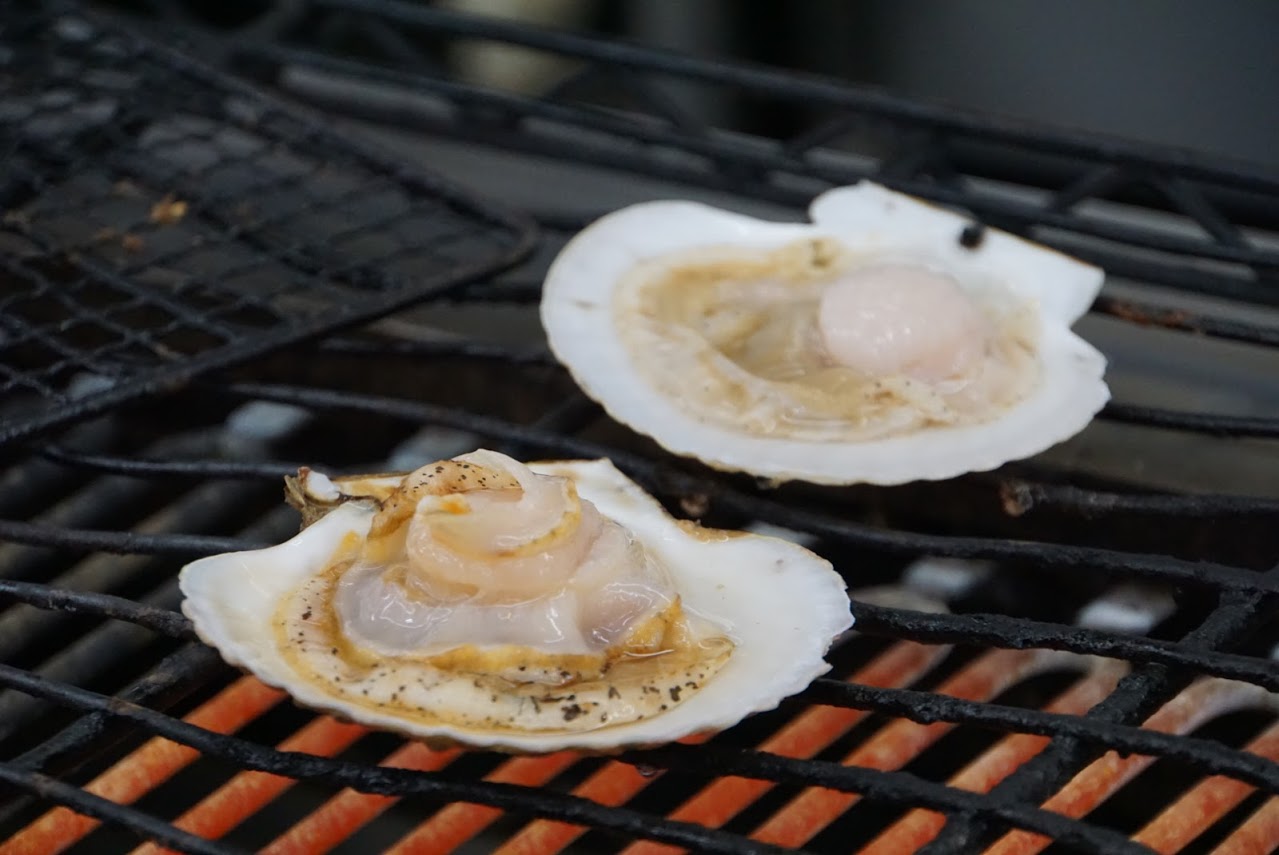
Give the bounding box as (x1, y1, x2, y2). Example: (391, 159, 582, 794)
(180, 450, 852, 753)
(540, 181, 1109, 485)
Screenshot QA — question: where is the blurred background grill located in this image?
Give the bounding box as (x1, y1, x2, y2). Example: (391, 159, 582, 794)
(1, 3, 1278, 853)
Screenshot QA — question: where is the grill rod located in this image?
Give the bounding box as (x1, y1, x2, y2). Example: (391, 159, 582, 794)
(2, 583, 1275, 854)
(493, 588, 948, 855)
(0, 678, 283, 855)
(2, 429, 1276, 855)
(1213, 796, 1279, 855)
(1134, 721, 1279, 853)
(74, 592, 943, 855)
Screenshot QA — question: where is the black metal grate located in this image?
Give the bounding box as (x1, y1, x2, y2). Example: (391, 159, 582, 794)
(0, 7, 535, 449)
(0, 2, 1277, 853)
(219, 0, 1279, 306)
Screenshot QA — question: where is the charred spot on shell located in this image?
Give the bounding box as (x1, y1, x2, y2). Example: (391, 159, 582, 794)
(286, 468, 407, 529)
(674, 519, 750, 542)
(285, 468, 340, 529)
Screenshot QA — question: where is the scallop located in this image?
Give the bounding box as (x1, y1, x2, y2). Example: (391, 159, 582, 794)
(179, 450, 851, 753)
(540, 181, 1109, 485)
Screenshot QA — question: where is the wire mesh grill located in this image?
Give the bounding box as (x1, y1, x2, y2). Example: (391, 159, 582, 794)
(1, 2, 1278, 853)
(0, 7, 534, 449)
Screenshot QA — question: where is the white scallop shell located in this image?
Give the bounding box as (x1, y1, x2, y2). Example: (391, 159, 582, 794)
(541, 182, 1109, 485)
(179, 459, 852, 753)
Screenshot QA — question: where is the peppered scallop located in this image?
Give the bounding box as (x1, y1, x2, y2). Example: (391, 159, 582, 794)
(179, 451, 851, 753)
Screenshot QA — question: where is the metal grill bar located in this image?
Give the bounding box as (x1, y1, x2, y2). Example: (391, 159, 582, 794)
(797, 683, 1279, 791)
(128, 715, 368, 853)
(1, 677, 283, 854)
(858, 664, 1124, 855)
(921, 566, 1279, 852)
(993, 481, 1279, 518)
(978, 679, 1272, 855)
(749, 649, 1073, 850)
(9, 643, 224, 776)
(0, 766, 237, 855)
(1100, 405, 1279, 439)
(849, 605, 1279, 692)
(376, 751, 576, 855)
(0, 582, 190, 638)
(261, 742, 462, 853)
(618, 642, 948, 855)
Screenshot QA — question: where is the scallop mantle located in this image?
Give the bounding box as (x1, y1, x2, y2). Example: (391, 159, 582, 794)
(179, 459, 853, 754)
(539, 181, 1110, 485)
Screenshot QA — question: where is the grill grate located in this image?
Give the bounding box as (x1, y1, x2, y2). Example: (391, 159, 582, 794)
(0, 7, 534, 449)
(1, 2, 1279, 853)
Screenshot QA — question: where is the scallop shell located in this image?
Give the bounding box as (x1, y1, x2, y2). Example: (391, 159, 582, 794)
(540, 181, 1109, 485)
(179, 458, 852, 753)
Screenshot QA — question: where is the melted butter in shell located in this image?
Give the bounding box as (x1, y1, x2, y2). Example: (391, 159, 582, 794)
(616, 238, 1041, 442)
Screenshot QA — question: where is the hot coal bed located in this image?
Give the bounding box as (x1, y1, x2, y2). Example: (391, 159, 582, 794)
(0, 4, 1278, 854)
